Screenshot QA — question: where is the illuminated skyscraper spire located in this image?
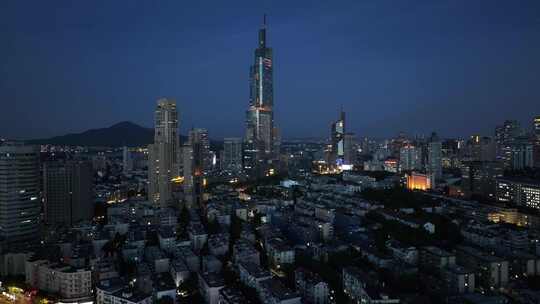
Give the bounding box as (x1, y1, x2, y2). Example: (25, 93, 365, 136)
(244, 15, 278, 177)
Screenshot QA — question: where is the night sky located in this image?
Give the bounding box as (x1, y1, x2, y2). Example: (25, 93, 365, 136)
(2, 0, 540, 140)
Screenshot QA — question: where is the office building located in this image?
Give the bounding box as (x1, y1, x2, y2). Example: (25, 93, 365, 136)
(0, 142, 40, 248)
(467, 135, 496, 162)
(427, 132, 442, 180)
(495, 120, 521, 167)
(189, 128, 212, 174)
(123, 146, 133, 174)
(496, 177, 540, 209)
(148, 98, 179, 208)
(183, 129, 209, 208)
(510, 136, 534, 170)
(399, 144, 422, 171)
(329, 110, 345, 166)
(221, 138, 243, 172)
(460, 161, 504, 199)
(244, 15, 278, 178)
(344, 132, 357, 166)
(406, 172, 433, 191)
(43, 160, 93, 226)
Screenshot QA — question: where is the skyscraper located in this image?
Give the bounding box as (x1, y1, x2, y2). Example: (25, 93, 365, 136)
(427, 132, 442, 180)
(182, 128, 209, 208)
(330, 110, 345, 166)
(43, 160, 93, 226)
(189, 128, 212, 174)
(148, 98, 179, 208)
(495, 120, 521, 167)
(0, 142, 40, 248)
(344, 132, 357, 166)
(244, 15, 277, 177)
(222, 138, 243, 172)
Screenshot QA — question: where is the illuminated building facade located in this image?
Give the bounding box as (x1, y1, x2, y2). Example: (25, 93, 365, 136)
(406, 172, 433, 191)
(244, 15, 278, 177)
(148, 98, 179, 208)
(188, 128, 212, 174)
(0, 142, 40, 247)
(496, 177, 540, 209)
(495, 120, 521, 167)
(330, 110, 346, 166)
(383, 158, 399, 173)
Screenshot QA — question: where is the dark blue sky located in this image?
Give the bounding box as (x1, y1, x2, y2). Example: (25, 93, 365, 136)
(1, 0, 540, 140)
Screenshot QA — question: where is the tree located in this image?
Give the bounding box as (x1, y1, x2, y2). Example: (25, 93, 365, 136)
(177, 205, 191, 239)
(207, 218, 221, 235)
(229, 214, 243, 241)
(252, 210, 263, 227)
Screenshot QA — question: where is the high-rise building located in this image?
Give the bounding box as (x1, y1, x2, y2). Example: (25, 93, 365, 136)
(427, 132, 442, 180)
(399, 144, 422, 171)
(122, 146, 133, 174)
(533, 116, 540, 140)
(330, 111, 345, 166)
(344, 132, 356, 166)
(467, 135, 496, 162)
(244, 15, 277, 177)
(43, 161, 94, 226)
(0, 143, 40, 248)
(495, 120, 521, 166)
(222, 138, 243, 172)
(532, 116, 540, 168)
(183, 129, 208, 208)
(188, 128, 212, 174)
(148, 98, 179, 208)
(43, 160, 93, 226)
(510, 136, 534, 170)
(460, 161, 504, 199)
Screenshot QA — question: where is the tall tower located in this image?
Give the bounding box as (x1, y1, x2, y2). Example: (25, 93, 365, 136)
(148, 98, 179, 208)
(0, 142, 40, 249)
(330, 110, 345, 166)
(244, 15, 276, 177)
(427, 132, 442, 180)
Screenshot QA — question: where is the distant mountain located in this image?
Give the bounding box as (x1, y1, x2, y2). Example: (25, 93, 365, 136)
(28, 121, 198, 148)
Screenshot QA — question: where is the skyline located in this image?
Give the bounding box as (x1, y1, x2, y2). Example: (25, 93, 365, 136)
(2, 0, 540, 140)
